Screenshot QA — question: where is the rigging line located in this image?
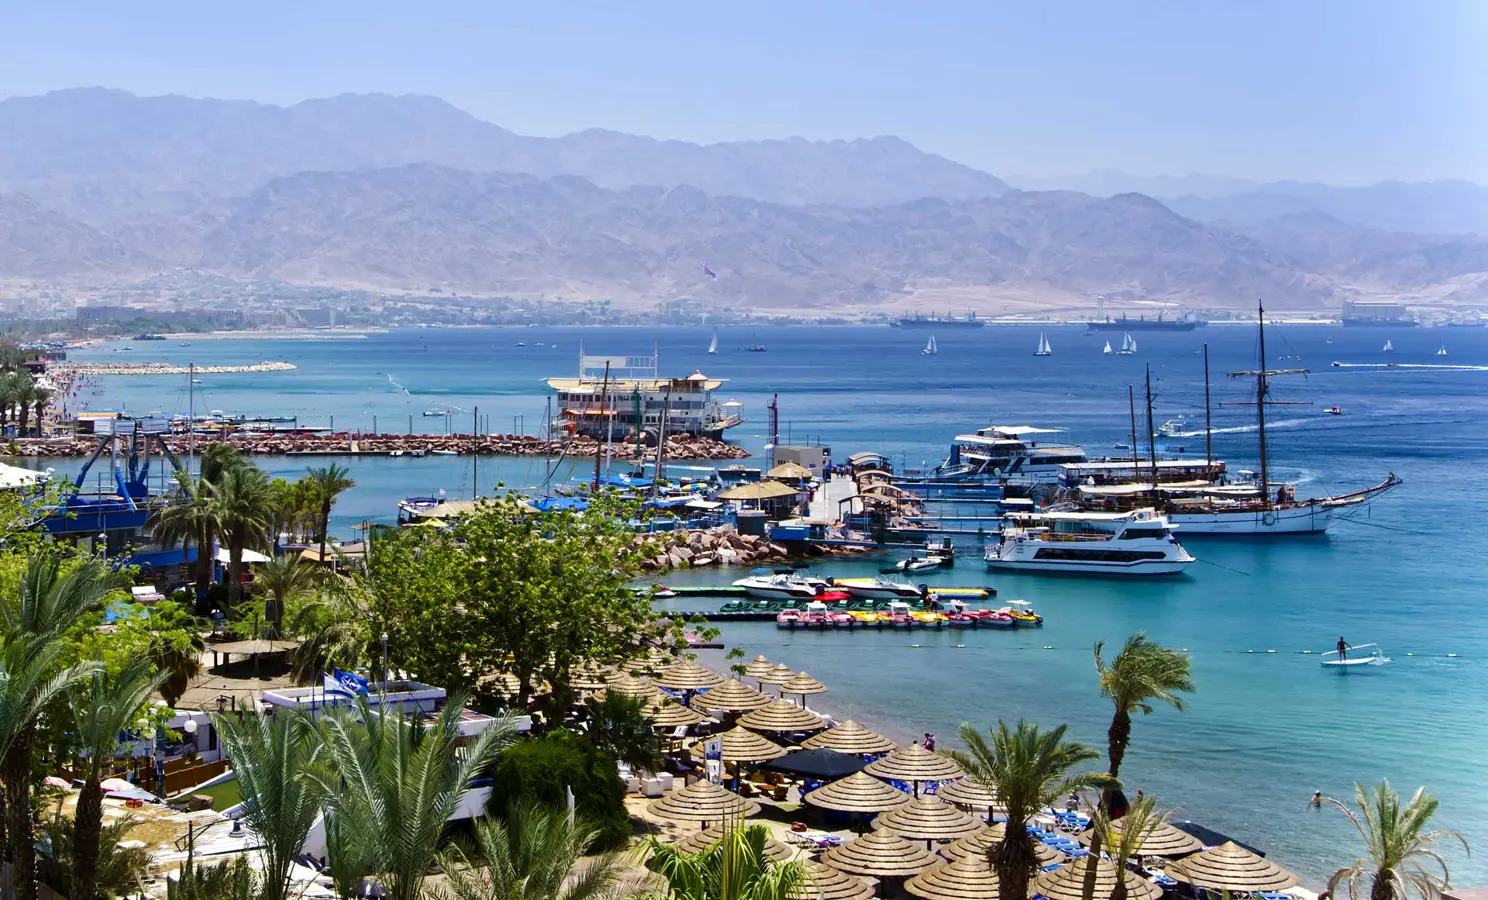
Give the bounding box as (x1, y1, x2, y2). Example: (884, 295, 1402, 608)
(1329, 515, 1431, 536)
(1193, 557, 1252, 577)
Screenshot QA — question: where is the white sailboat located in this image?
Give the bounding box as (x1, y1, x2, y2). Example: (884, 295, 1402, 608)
(1436, 344, 1447, 356)
(922, 335, 938, 356)
(1117, 332, 1137, 355)
(1102, 340, 1113, 355)
(708, 330, 718, 354)
(1034, 333, 1052, 356)
(1383, 339, 1393, 352)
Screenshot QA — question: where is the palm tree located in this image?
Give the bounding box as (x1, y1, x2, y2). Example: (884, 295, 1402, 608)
(305, 463, 356, 569)
(153, 473, 222, 599)
(0, 554, 123, 900)
(211, 708, 326, 900)
(435, 802, 627, 900)
(255, 553, 318, 638)
(13, 374, 36, 436)
(1326, 781, 1469, 900)
(30, 386, 52, 436)
(943, 719, 1112, 900)
(67, 660, 166, 900)
(310, 693, 513, 900)
(1086, 793, 1167, 900)
(582, 691, 664, 775)
(209, 465, 274, 616)
(0, 370, 20, 431)
(146, 624, 206, 707)
(1094, 632, 1194, 785)
(647, 820, 810, 900)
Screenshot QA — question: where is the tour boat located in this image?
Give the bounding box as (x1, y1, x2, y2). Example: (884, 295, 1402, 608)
(833, 577, 923, 599)
(1320, 643, 1390, 669)
(906, 424, 1088, 487)
(1103, 340, 1113, 355)
(733, 573, 830, 600)
(1034, 333, 1052, 357)
(985, 508, 1195, 576)
(1117, 333, 1137, 355)
(423, 409, 451, 417)
(922, 335, 938, 356)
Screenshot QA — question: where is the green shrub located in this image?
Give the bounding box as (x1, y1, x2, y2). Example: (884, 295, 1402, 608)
(487, 730, 631, 850)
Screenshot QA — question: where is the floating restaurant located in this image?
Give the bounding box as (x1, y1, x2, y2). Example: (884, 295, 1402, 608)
(546, 350, 744, 440)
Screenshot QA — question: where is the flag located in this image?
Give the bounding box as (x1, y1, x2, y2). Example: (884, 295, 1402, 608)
(704, 738, 723, 784)
(324, 668, 369, 699)
(702, 265, 716, 279)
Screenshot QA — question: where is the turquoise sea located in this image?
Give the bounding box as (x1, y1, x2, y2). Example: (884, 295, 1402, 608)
(38, 324, 1488, 886)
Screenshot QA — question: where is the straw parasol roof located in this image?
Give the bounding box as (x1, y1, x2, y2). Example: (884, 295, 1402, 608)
(1031, 856, 1162, 900)
(1077, 818, 1204, 857)
(1168, 841, 1299, 893)
(767, 461, 814, 480)
(936, 775, 1002, 813)
(777, 671, 829, 696)
(864, 742, 965, 783)
(737, 700, 826, 733)
(905, 851, 1003, 900)
(569, 664, 611, 691)
(645, 698, 705, 728)
(717, 481, 800, 501)
(673, 825, 794, 861)
(625, 647, 674, 675)
(793, 863, 874, 900)
(803, 771, 910, 814)
(804, 720, 900, 755)
(657, 659, 726, 691)
(821, 829, 939, 879)
(744, 655, 776, 679)
(687, 727, 787, 764)
(691, 679, 771, 714)
(759, 663, 796, 685)
(602, 673, 663, 702)
(647, 780, 760, 824)
(943, 823, 1064, 866)
(872, 795, 980, 843)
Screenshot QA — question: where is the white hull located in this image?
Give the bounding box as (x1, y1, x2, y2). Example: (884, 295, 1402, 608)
(1169, 503, 1331, 535)
(985, 555, 1192, 576)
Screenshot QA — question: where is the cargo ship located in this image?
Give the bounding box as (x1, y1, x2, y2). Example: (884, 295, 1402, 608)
(891, 313, 985, 329)
(1086, 312, 1207, 332)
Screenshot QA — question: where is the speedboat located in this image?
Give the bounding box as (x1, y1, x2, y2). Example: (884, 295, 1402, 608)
(1325, 406, 1343, 416)
(733, 573, 830, 600)
(894, 554, 948, 572)
(985, 508, 1195, 576)
(1321, 643, 1390, 669)
(833, 577, 923, 599)
(1156, 417, 1188, 437)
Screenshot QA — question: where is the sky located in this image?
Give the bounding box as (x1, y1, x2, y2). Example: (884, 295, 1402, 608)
(1, 0, 1485, 185)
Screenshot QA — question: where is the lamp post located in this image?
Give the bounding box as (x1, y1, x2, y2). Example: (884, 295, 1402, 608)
(380, 632, 389, 686)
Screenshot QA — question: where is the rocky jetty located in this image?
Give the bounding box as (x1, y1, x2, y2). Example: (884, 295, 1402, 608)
(57, 361, 297, 376)
(635, 525, 868, 572)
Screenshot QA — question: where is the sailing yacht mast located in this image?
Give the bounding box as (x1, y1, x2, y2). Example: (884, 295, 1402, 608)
(1256, 303, 1271, 508)
(187, 362, 195, 479)
(1203, 343, 1213, 470)
(1128, 385, 1139, 474)
(1144, 364, 1158, 485)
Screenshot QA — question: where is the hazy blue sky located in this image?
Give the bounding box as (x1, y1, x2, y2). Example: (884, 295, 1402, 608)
(2, 0, 1484, 184)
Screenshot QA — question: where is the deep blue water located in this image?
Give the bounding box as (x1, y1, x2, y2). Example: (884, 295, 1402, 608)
(42, 324, 1488, 885)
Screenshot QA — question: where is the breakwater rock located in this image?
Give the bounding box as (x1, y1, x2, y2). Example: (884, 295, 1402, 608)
(636, 525, 869, 572)
(58, 361, 297, 376)
(6, 432, 750, 461)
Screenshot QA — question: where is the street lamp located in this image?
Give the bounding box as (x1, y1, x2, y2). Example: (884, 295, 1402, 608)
(380, 632, 390, 685)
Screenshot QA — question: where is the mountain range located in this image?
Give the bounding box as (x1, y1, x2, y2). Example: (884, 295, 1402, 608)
(0, 89, 1485, 312)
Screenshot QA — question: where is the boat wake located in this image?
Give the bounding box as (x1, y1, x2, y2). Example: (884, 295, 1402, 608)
(1168, 417, 1312, 437)
(1330, 362, 1488, 372)
(385, 373, 411, 394)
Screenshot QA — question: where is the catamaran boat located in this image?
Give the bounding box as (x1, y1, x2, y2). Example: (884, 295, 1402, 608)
(904, 425, 1088, 486)
(984, 508, 1195, 576)
(1034, 333, 1052, 356)
(833, 577, 923, 599)
(1320, 643, 1390, 669)
(733, 573, 830, 600)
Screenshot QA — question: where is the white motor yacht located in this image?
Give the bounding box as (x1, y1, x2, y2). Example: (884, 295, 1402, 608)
(832, 576, 923, 599)
(985, 508, 1195, 576)
(732, 573, 830, 600)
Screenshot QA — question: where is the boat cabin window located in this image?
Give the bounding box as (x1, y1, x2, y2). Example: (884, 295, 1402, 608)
(1121, 528, 1169, 540)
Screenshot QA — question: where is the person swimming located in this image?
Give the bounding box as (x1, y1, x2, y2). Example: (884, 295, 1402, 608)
(1311, 791, 1323, 808)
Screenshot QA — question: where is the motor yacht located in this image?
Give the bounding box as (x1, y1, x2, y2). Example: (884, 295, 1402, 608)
(985, 508, 1195, 576)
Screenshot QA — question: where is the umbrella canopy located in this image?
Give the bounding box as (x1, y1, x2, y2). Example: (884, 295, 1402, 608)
(744, 655, 776, 679)
(872, 795, 980, 843)
(1168, 841, 1299, 893)
(821, 829, 939, 879)
(803, 771, 910, 814)
(626, 647, 674, 676)
(767, 461, 814, 480)
(569, 664, 611, 691)
(738, 700, 825, 733)
(759, 663, 796, 685)
(804, 720, 900, 756)
(691, 679, 771, 714)
(1078, 818, 1204, 857)
(657, 659, 726, 691)
(777, 671, 829, 696)
(864, 742, 965, 783)
(1031, 856, 1162, 900)
(210, 638, 300, 656)
(793, 863, 874, 900)
(936, 775, 1002, 813)
(764, 749, 868, 780)
(647, 780, 760, 824)
(687, 726, 787, 764)
(646, 698, 705, 728)
(673, 825, 794, 861)
(905, 851, 1003, 900)
(943, 823, 1064, 866)
(602, 673, 663, 702)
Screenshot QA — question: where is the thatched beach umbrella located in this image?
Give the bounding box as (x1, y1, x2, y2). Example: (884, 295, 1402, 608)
(820, 828, 939, 880)
(569, 663, 611, 692)
(793, 862, 874, 900)
(759, 663, 796, 685)
(657, 659, 726, 692)
(602, 673, 663, 703)
(744, 654, 776, 680)
(937, 774, 1004, 821)
(645, 698, 704, 729)
(872, 795, 980, 846)
(803, 771, 910, 816)
(1077, 817, 1203, 857)
(691, 679, 771, 714)
(673, 825, 794, 861)
(687, 726, 787, 764)
(1167, 841, 1299, 893)
(905, 851, 1003, 900)
(777, 671, 829, 707)
(1031, 855, 1162, 900)
(738, 700, 826, 734)
(943, 822, 1064, 866)
(803, 720, 900, 756)
(864, 742, 964, 793)
(626, 647, 674, 676)
(647, 780, 760, 826)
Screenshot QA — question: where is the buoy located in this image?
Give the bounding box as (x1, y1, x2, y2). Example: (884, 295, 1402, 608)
(1267, 649, 1276, 654)
(1406, 652, 1413, 657)
(1247, 650, 1254, 654)
(1447, 653, 1458, 658)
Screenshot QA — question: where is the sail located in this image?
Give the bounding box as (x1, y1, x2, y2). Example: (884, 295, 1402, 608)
(1383, 340, 1393, 352)
(1103, 340, 1112, 354)
(1130, 336, 1138, 353)
(923, 335, 937, 355)
(1437, 345, 1447, 356)
(708, 330, 718, 354)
